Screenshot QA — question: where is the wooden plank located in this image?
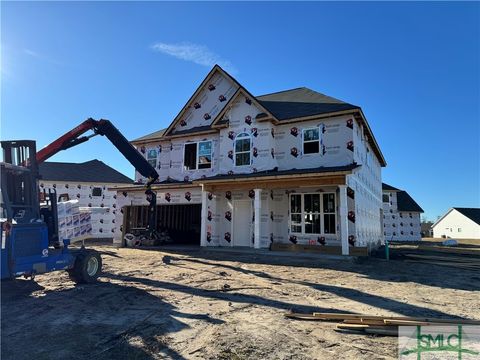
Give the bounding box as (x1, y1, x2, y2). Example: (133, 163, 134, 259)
(311, 312, 480, 325)
(364, 327, 398, 336)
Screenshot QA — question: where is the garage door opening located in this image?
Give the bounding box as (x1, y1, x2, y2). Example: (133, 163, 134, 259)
(124, 204, 201, 246)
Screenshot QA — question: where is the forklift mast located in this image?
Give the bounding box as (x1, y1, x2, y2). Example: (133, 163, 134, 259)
(1, 141, 41, 222)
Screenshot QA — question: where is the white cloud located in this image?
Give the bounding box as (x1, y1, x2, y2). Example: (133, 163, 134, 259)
(23, 48, 62, 65)
(23, 48, 40, 58)
(151, 42, 237, 74)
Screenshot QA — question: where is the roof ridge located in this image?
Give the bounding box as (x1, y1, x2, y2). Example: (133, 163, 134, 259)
(256, 87, 307, 98)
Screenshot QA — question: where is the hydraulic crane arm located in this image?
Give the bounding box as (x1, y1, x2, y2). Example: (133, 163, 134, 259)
(36, 118, 159, 187)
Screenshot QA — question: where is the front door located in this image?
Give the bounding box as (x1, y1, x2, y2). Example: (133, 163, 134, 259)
(233, 200, 252, 247)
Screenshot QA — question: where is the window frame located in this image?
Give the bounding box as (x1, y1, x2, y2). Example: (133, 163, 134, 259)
(92, 187, 102, 197)
(183, 140, 213, 171)
(234, 133, 251, 167)
(146, 149, 157, 168)
(289, 192, 336, 235)
(302, 127, 320, 155)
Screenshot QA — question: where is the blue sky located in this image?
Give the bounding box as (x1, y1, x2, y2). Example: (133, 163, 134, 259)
(1, 1, 479, 221)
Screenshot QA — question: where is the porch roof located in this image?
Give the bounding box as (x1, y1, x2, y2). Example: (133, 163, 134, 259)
(194, 164, 359, 189)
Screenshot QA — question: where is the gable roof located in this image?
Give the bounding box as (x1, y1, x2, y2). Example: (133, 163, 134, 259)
(382, 183, 401, 191)
(162, 65, 244, 137)
(211, 87, 276, 128)
(39, 160, 133, 184)
(257, 87, 360, 121)
(396, 190, 424, 213)
(454, 208, 480, 225)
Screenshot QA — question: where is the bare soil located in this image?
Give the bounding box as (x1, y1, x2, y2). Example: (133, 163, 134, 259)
(2, 245, 479, 360)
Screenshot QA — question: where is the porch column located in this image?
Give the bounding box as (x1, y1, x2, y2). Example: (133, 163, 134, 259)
(338, 185, 350, 255)
(254, 188, 262, 249)
(200, 186, 208, 247)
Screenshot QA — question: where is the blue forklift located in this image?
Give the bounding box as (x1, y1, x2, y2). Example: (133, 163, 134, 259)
(1, 119, 159, 283)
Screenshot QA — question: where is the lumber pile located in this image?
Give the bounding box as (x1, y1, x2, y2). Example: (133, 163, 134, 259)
(285, 312, 480, 336)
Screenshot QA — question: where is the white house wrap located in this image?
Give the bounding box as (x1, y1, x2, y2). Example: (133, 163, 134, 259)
(113, 65, 388, 255)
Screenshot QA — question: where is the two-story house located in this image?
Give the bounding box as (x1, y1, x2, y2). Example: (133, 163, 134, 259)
(112, 65, 387, 255)
(382, 183, 424, 241)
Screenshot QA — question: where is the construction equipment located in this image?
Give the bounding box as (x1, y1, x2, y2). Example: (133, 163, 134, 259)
(1, 118, 159, 283)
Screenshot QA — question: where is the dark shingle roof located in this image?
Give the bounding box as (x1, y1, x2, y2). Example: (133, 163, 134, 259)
(170, 125, 213, 136)
(257, 87, 360, 121)
(382, 183, 401, 191)
(39, 160, 133, 184)
(397, 190, 424, 213)
(132, 128, 166, 143)
(454, 208, 480, 225)
(196, 163, 359, 182)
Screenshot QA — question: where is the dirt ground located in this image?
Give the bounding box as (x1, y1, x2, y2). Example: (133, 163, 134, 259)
(2, 245, 479, 360)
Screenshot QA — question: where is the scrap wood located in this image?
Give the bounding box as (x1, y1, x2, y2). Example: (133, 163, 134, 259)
(287, 312, 480, 325)
(364, 327, 398, 336)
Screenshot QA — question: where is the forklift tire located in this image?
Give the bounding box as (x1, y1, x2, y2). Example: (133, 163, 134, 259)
(68, 251, 102, 284)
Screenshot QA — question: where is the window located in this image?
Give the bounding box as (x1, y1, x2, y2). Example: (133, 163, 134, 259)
(235, 133, 251, 166)
(458, 228, 462, 232)
(58, 193, 69, 202)
(382, 194, 389, 203)
(184, 143, 197, 170)
(289, 193, 336, 235)
(290, 195, 302, 233)
(183, 141, 213, 170)
(92, 187, 102, 197)
(147, 149, 157, 168)
(198, 141, 212, 169)
(303, 128, 320, 154)
(304, 194, 321, 234)
(323, 193, 336, 234)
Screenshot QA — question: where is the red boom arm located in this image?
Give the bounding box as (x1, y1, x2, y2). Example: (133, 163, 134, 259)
(36, 118, 98, 163)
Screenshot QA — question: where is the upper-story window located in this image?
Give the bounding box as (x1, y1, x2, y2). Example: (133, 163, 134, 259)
(198, 141, 212, 169)
(147, 149, 157, 168)
(382, 194, 389, 203)
(303, 128, 320, 154)
(235, 133, 251, 166)
(184, 141, 212, 171)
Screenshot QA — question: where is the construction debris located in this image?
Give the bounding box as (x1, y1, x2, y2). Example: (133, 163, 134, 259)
(285, 312, 480, 337)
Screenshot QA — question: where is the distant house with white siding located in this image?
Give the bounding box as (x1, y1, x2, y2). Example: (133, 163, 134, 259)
(382, 183, 423, 241)
(432, 208, 480, 239)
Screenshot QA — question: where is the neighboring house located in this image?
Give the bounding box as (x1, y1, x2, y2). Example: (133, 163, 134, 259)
(39, 160, 133, 238)
(382, 183, 423, 241)
(421, 221, 434, 238)
(432, 208, 480, 239)
(112, 65, 387, 255)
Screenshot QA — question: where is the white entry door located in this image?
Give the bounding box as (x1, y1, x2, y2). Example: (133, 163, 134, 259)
(233, 200, 252, 247)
